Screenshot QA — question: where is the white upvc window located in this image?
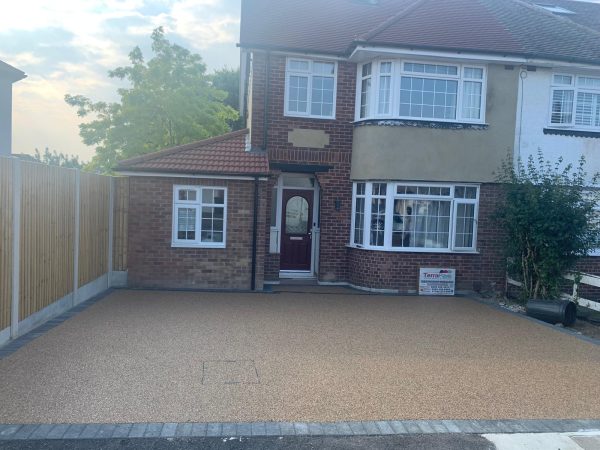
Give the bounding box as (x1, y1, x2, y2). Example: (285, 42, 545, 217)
(351, 182, 479, 252)
(172, 185, 227, 248)
(550, 73, 600, 130)
(285, 58, 337, 119)
(355, 59, 486, 123)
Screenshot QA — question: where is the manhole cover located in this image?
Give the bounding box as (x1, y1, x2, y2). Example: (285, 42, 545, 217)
(202, 360, 260, 384)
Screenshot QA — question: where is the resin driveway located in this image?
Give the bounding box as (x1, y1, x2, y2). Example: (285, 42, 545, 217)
(0, 288, 599, 424)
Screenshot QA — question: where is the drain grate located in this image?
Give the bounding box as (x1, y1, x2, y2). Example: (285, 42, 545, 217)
(201, 360, 260, 384)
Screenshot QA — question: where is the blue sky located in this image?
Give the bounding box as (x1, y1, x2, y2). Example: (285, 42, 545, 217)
(0, 0, 241, 161)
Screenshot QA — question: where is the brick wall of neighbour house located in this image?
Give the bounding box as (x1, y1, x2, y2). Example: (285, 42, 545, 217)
(127, 176, 267, 290)
(250, 51, 356, 282)
(348, 184, 507, 293)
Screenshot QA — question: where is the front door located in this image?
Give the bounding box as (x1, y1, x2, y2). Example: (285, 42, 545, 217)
(280, 189, 313, 271)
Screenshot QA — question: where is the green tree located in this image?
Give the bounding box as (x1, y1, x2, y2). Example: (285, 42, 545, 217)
(496, 151, 600, 300)
(33, 147, 82, 169)
(210, 67, 244, 130)
(65, 27, 238, 173)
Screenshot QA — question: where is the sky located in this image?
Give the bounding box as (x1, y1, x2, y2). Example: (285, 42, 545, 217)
(0, 0, 241, 162)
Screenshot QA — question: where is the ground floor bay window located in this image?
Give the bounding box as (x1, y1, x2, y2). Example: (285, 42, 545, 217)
(351, 182, 479, 252)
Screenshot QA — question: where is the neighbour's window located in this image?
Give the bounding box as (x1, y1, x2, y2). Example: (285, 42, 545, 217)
(285, 58, 337, 119)
(351, 182, 478, 252)
(172, 185, 227, 248)
(550, 74, 600, 130)
(356, 60, 486, 123)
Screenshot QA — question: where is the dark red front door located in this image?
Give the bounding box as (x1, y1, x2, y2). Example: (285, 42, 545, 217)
(280, 189, 313, 271)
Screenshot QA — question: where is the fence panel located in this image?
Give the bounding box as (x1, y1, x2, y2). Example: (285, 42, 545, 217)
(113, 177, 129, 272)
(78, 172, 110, 287)
(19, 162, 76, 320)
(0, 159, 13, 331)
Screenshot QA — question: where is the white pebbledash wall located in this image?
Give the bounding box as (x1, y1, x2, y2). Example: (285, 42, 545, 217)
(514, 66, 600, 183)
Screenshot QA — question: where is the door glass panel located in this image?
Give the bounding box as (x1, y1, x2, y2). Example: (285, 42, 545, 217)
(286, 196, 309, 234)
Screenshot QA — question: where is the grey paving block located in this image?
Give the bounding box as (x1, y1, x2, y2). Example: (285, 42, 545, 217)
(12, 425, 39, 440)
(307, 422, 323, 435)
(335, 422, 353, 435)
(237, 423, 252, 436)
(279, 422, 295, 436)
(111, 424, 132, 438)
(467, 420, 489, 433)
(29, 424, 54, 439)
(0, 425, 22, 439)
(389, 421, 408, 434)
(321, 423, 339, 435)
(222, 423, 237, 436)
(143, 423, 163, 437)
(45, 424, 70, 439)
(293, 423, 309, 435)
(160, 423, 178, 437)
(251, 422, 266, 436)
(206, 423, 223, 437)
(175, 423, 193, 437)
(191, 423, 207, 437)
(95, 424, 116, 439)
(415, 420, 435, 434)
(62, 424, 86, 439)
(363, 421, 380, 435)
(128, 423, 147, 438)
(428, 421, 449, 433)
(264, 422, 281, 436)
(440, 420, 462, 433)
(403, 421, 422, 434)
(80, 424, 101, 439)
(375, 421, 394, 435)
(348, 421, 367, 435)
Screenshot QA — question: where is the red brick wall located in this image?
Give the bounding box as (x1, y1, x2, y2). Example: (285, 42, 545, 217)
(348, 184, 507, 293)
(250, 52, 356, 282)
(127, 176, 267, 290)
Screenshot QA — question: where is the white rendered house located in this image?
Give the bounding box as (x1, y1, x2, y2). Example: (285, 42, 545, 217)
(0, 60, 26, 156)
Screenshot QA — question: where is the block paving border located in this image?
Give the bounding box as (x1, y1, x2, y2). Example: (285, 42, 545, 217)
(0, 420, 599, 440)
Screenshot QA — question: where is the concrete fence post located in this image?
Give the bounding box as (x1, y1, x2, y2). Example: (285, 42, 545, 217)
(10, 157, 21, 338)
(107, 177, 114, 288)
(72, 169, 80, 306)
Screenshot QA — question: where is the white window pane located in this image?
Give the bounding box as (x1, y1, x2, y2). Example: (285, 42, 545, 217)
(462, 81, 482, 120)
(551, 89, 574, 124)
(360, 77, 371, 118)
(177, 208, 196, 240)
(577, 76, 600, 90)
(362, 62, 372, 77)
(288, 75, 308, 113)
(464, 67, 483, 79)
(354, 196, 365, 245)
(370, 198, 386, 246)
(178, 189, 196, 201)
(575, 92, 600, 127)
(400, 76, 458, 120)
(380, 62, 392, 74)
(311, 75, 334, 117)
(455, 203, 475, 248)
(314, 61, 335, 75)
(553, 74, 572, 85)
(289, 59, 309, 71)
(201, 206, 225, 243)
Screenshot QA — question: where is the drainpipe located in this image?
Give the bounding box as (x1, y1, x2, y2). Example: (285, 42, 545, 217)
(251, 176, 259, 290)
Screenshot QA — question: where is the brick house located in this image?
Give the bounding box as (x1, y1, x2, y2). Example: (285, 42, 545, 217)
(118, 0, 600, 293)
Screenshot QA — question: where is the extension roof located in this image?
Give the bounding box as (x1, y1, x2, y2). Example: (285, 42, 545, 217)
(0, 60, 26, 82)
(240, 0, 600, 66)
(116, 129, 269, 176)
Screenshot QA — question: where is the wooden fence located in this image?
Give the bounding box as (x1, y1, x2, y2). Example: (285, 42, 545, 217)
(0, 157, 129, 345)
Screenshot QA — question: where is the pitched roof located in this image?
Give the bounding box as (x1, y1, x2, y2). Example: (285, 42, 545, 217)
(116, 129, 269, 176)
(240, 0, 600, 65)
(0, 60, 26, 82)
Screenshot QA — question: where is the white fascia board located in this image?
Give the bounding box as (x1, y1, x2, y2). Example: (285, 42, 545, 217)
(349, 45, 527, 64)
(262, 49, 347, 61)
(116, 170, 268, 181)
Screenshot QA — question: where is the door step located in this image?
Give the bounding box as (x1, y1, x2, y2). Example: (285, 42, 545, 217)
(278, 278, 318, 286)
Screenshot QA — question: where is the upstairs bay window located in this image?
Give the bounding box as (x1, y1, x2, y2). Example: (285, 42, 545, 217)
(351, 182, 479, 252)
(356, 60, 486, 123)
(285, 58, 337, 119)
(550, 74, 600, 130)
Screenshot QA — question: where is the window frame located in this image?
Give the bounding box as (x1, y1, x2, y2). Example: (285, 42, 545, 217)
(284, 57, 338, 120)
(548, 72, 600, 131)
(171, 185, 228, 249)
(355, 58, 487, 124)
(350, 181, 479, 253)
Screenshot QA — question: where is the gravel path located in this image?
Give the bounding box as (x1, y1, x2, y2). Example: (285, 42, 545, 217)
(0, 289, 599, 423)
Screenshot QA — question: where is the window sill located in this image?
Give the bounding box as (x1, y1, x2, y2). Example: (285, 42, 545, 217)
(346, 244, 479, 254)
(171, 242, 226, 249)
(284, 113, 336, 121)
(354, 118, 488, 130)
(543, 128, 600, 138)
